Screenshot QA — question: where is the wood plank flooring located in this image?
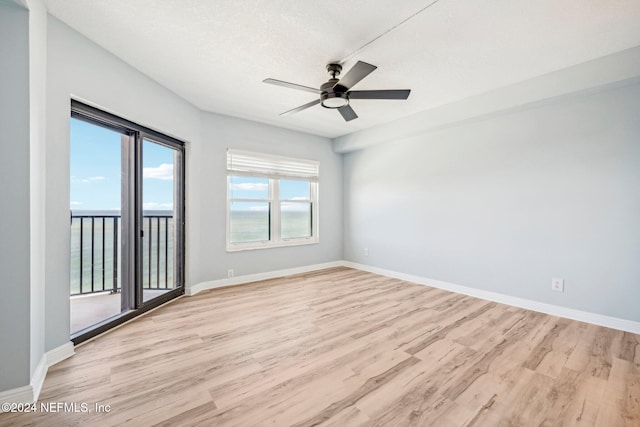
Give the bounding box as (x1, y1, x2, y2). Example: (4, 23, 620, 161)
(2, 267, 639, 426)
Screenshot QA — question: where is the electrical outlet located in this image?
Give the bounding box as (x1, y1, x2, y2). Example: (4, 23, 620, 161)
(227, 269, 234, 278)
(551, 278, 564, 292)
(364, 248, 369, 256)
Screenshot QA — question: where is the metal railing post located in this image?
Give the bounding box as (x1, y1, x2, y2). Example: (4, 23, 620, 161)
(148, 216, 152, 288)
(91, 217, 95, 293)
(79, 217, 83, 294)
(102, 217, 106, 292)
(156, 217, 160, 289)
(113, 217, 118, 293)
(165, 217, 169, 288)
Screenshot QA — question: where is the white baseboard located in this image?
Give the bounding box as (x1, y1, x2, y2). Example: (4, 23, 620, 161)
(186, 261, 345, 296)
(30, 356, 47, 404)
(45, 342, 75, 367)
(343, 261, 640, 334)
(0, 385, 34, 409)
(0, 341, 75, 408)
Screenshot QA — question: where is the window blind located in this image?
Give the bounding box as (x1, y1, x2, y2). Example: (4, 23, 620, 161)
(227, 149, 319, 181)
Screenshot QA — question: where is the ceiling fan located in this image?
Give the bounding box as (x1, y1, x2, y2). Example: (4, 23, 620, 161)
(263, 61, 411, 122)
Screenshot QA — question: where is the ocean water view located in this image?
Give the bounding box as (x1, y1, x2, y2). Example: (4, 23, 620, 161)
(229, 210, 312, 243)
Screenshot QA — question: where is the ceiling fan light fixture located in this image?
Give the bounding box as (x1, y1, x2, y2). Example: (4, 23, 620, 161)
(321, 92, 349, 109)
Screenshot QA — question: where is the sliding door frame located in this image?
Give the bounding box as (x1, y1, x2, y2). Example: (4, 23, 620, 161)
(137, 132, 186, 307)
(70, 100, 186, 345)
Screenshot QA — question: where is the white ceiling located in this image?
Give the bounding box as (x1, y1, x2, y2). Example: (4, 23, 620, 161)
(45, 0, 640, 138)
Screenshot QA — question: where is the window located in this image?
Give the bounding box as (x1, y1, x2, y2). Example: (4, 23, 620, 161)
(227, 149, 319, 251)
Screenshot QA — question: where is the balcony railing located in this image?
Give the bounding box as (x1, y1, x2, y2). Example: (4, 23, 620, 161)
(70, 211, 174, 296)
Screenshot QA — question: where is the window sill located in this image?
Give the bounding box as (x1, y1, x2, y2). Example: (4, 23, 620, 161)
(226, 238, 318, 252)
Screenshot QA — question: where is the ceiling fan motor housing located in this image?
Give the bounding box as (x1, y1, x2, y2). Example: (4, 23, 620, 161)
(326, 63, 342, 78)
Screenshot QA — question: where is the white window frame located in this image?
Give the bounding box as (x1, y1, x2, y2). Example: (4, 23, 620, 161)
(226, 149, 319, 251)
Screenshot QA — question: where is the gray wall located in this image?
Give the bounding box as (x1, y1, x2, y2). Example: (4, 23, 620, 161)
(45, 17, 343, 352)
(0, 0, 31, 391)
(190, 112, 342, 285)
(343, 80, 640, 322)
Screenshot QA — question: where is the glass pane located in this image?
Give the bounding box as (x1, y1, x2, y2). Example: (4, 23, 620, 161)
(230, 202, 270, 243)
(281, 202, 311, 239)
(142, 139, 178, 302)
(69, 117, 124, 334)
(280, 180, 310, 200)
(229, 176, 269, 200)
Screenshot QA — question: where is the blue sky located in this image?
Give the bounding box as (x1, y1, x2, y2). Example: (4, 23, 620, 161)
(70, 118, 175, 211)
(71, 117, 310, 212)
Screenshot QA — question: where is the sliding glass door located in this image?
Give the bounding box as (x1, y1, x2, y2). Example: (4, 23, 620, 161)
(69, 101, 185, 344)
(69, 117, 126, 334)
(141, 137, 184, 303)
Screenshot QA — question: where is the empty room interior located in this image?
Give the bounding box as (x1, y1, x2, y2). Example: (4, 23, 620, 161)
(2, 0, 640, 425)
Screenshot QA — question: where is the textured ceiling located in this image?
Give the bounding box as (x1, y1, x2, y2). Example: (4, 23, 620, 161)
(45, 0, 640, 138)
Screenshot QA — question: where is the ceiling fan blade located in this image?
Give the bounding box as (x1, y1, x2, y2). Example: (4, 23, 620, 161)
(334, 61, 377, 92)
(263, 78, 321, 94)
(338, 105, 358, 122)
(348, 89, 411, 100)
(280, 99, 321, 115)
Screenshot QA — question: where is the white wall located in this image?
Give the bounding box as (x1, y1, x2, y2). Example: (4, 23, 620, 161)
(0, 0, 32, 391)
(45, 16, 343, 352)
(28, 0, 47, 383)
(343, 79, 640, 322)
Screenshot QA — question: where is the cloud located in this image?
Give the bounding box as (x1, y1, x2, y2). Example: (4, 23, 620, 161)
(143, 163, 174, 180)
(70, 201, 83, 206)
(73, 176, 106, 183)
(143, 202, 173, 210)
(231, 182, 268, 192)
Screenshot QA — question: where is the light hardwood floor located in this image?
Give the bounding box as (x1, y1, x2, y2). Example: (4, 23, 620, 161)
(2, 267, 639, 426)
